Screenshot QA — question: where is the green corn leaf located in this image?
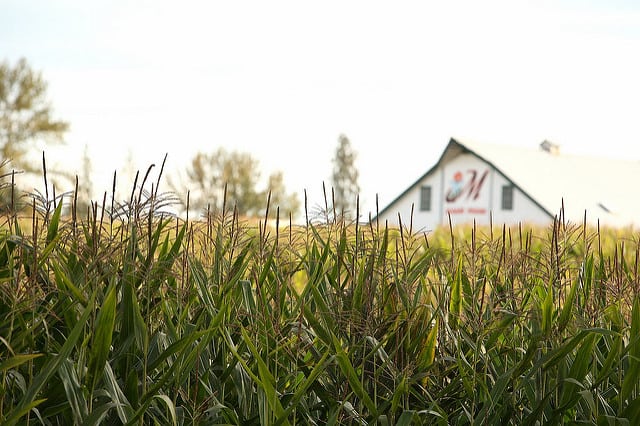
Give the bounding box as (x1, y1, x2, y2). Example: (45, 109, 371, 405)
(595, 335, 622, 386)
(541, 281, 554, 336)
(146, 328, 209, 373)
(221, 328, 290, 426)
(449, 255, 463, 330)
(333, 334, 377, 418)
(396, 411, 415, 426)
(59, 359, 88, 424)
(559, 332, 598, 409)
(485, 310, 517, 350)
(36, 234, 60, 269)
(0, 241, 10, 270)
(239, 327, 289, 425)
(543, 330, 589, 371)
(83, 403, 118, 426)
(622, 398, 640, 421)
(241, 279, 256, 318)
(605, 303, 624, 331)
(304, 278, 336, 347)
(52, 262, 88, 306)
(578, 389, 597, 415)
(46, 199, 63, 245)
(389, 375, 409, 414)
(0, 354, 42, 372)
(421, 320, 438, 370)
(557, 273, 580, 335)
(477, 370, 512, 420)
(103, 352, 134, 423)
(150, 394, 177, 426)
(120, 264, 147, 350)
(159, 223, 186, 265)
(189, 259, 218, 319)
(570, 332, 598, 380)
(630, 297, 640, 361)
(582, 255, 594, 307)
(124, 369, 140, 409)
(303, 303, 332, 348)
(88, 282, 117, 391)
(127, 330, 210, 425)
(0, 239, 17, 278)
(274, 349, 331, 426)
(621, 297, 640, 403)
(1, 399, 47, 425)
(4, 291, 96, 426)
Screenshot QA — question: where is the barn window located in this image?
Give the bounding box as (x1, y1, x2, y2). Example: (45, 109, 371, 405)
(420, 186, 432, 211)
(501, 185, 514, 210)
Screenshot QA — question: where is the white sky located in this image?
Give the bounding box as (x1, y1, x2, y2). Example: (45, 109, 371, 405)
(2, 0, 640, 219)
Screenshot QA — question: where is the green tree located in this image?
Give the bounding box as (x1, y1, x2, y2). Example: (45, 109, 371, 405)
(0, 58, 69, 172)
(171, 148, 299, 219)
(330, 134, 360, 219)
(73, 144, 94, 217)
(264, 171, 300, 220)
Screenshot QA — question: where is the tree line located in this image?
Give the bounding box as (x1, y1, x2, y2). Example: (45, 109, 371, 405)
(0, 58, 361, 221)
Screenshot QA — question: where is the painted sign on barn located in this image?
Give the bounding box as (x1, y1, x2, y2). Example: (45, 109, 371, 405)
(442, 156, 491, 224)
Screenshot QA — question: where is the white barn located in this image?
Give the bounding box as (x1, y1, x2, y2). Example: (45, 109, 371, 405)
(376, 138, 640, 230)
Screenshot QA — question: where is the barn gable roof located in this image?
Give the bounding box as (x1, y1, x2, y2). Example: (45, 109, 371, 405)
(377, 137, 640, 227)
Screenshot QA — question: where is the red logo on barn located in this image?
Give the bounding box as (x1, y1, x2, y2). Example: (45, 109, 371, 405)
(445, 169, 489, 202)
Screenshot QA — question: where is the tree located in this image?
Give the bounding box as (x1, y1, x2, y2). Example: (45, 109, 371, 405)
(264, 171, 300, 220)
(330, 134, 360, 219)
(170, 147, 299, 219)
(74, 144, 94, 216)
(0, 58, 69, 172)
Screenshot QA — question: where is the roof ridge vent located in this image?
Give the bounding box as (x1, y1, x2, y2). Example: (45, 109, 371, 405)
(540, 140, 560, 155)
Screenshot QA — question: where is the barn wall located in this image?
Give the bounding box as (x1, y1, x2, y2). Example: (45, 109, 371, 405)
(378, 169, 443, 232)
(377, 152, 552, 230)
(490, 171, 552, 226)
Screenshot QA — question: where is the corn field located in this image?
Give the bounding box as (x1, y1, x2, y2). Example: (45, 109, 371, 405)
(1, 169, 640, 425)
